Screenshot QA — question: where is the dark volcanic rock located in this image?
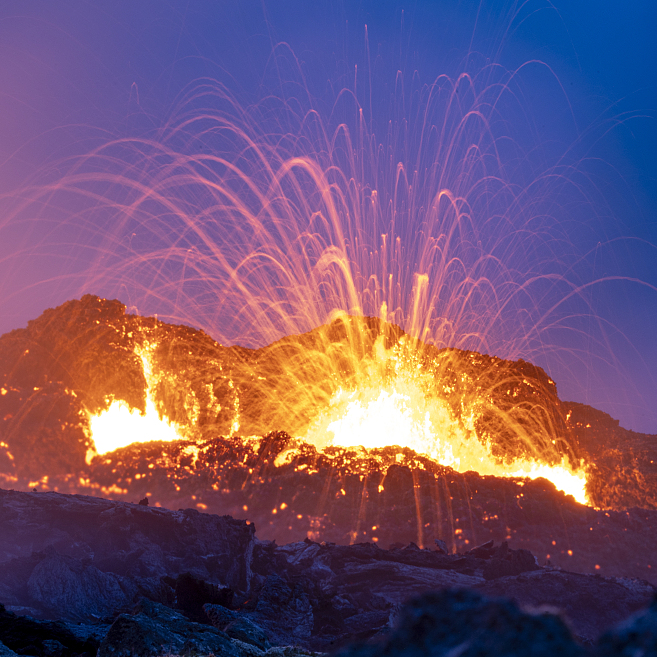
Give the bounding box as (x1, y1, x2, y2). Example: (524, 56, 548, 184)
(0, 489, 656, 655)
(0, 642, 17, 657)
(0, 488, 654, 651)
(224, 617, 271, 651)
(98, 598, 239, 657)
(0, 603, 99, 657)
(0, 489, 254, 621)
(335, 589, 584, 657)
(252, 574, 313, 642)
(481, 542, 539, 580)
(247, 537, 653, 646)
(341, 611, 390, 639)
(477, 570, 655, 644)
(173, 572, 234, 623)
(203, 603, 240, 628)
(596, 593, 657, 656)
(27, 548, 130, 620)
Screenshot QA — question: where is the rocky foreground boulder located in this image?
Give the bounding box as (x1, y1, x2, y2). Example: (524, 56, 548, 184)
(0, 489, 254, 620)
(336, 589, 657, 657)
(0, 488, 655, 656)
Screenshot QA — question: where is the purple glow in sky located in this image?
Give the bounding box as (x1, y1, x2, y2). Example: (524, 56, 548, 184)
(0, 1, 655, 433)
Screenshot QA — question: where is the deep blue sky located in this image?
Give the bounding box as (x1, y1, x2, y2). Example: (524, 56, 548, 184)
(0, 1, 655, 432)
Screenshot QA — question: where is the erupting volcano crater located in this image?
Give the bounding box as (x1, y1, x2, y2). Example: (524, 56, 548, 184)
(1, 295, 655, 582)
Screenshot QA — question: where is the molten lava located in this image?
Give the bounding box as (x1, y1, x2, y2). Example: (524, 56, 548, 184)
(86, 329, 588, 505)
(88, 344, 187, 455)
(88, 398, 183, 455)
(305, 384, 588, 505)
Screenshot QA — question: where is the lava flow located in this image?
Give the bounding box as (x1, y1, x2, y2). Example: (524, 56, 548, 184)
(301, 346, 588, 504)
(88, 343, 188, 455)
(83, 310, 587, 504)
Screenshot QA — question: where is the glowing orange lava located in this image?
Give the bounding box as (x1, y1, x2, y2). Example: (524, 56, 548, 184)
(303, 343, 588, 505)
(306, 387, 587, 504)
(88, 344, 187, 456)
(88, 398, 184, 455)
(87, 333, 589, 505)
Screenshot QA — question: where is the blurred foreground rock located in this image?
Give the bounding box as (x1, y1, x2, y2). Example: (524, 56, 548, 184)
(0, 488, 655, 657)
(336, 589, 584, 657)
(0, 604, 100, 657)
(336, 589, 657, 657)
(96, 598, 240, 657)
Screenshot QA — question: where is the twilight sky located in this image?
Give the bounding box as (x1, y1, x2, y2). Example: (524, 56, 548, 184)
(0, 0, 655, 433)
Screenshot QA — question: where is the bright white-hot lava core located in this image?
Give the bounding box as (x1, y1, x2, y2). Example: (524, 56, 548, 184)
(304, 383, 588, 505)
(88, 398, 183, 455)
(88, 345, 187, 456)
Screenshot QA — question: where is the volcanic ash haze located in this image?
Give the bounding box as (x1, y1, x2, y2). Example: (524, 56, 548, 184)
(0, 295, 655, 583)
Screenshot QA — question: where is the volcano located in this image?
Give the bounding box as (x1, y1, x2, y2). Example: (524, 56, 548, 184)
(0, 295, 655, 584)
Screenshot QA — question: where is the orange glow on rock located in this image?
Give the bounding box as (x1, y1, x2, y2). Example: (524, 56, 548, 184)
(88, 343, 186, 455)
(85, 322, 589, 505)
(303, 337, 589, 504)
(305, 383, 587, 504)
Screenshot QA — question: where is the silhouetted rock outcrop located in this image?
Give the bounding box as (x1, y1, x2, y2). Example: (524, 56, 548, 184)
(0, 603, 99, 657)
(0, 489, 255, 609)
(0, 640, 17, 657)
(335, 589, 584, 657)
(0, 488, 654, 655)
(27, 547, 130, 620)
(97, 598, 240, 657)
(596, 594, 657, 656)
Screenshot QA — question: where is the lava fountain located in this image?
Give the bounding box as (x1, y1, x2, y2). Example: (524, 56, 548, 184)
(0, 46, 611, 527)
(88, 343, 187, 455)
(84, 312, 588, 505)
